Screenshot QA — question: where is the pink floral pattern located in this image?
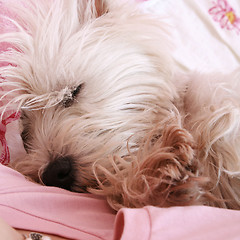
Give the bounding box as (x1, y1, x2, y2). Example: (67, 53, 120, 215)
(209, 0, 240, 34)
(0, 111, 20, 165)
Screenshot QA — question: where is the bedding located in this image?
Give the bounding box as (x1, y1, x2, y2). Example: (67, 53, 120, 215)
(0, 164, 115, 240)
(1, 164, 240, 240)
(140, 0, 240, 73)
(0, 0, 240, 239)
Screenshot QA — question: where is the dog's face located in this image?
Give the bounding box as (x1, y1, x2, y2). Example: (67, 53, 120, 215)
(1, 0, 177, 192)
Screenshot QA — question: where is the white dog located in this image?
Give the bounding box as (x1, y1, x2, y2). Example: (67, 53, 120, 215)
(0, 0, 240, 211)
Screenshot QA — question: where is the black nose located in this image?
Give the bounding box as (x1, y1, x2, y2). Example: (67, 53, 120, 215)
(42, 156, 75, 190)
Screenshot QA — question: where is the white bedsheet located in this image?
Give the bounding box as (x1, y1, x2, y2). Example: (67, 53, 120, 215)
(141, 0, 240, 73)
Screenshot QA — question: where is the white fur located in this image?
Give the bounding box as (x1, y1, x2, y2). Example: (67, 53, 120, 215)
(0, 0, 240, 209)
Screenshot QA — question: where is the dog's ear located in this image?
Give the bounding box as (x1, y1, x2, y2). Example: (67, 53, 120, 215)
(77, 0, 109, 22)
(77, 0, 135, 22)
(94, 0, 108, 17)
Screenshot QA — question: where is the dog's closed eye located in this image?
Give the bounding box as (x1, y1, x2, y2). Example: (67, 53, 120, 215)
(62, 84, 83, 108)
(20, 112, 31, 153)
(21, 128, 30, 153)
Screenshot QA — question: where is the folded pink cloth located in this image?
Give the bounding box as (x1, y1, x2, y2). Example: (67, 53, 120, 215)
(1, 164, 240, 240)
(0, 164, 115, 240)
(115, 205, 240, 240)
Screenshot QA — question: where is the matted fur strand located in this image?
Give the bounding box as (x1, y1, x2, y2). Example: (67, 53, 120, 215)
(92, 121, 211, 211)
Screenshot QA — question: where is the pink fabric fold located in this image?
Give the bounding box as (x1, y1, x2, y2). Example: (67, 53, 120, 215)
(0, 165, 115, 240)
(114, 205, 240, 240)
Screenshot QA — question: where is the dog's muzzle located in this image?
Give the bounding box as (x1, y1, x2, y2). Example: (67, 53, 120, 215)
(41, 156, 75, 191)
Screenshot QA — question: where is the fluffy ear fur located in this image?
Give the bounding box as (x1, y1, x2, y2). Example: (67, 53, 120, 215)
(91, 116, 209, 210)
(77, 0, 108, 21)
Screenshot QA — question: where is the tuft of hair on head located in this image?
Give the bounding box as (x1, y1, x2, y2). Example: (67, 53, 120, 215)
(0, 0, 110, 114)
(0, 0, 141, 117)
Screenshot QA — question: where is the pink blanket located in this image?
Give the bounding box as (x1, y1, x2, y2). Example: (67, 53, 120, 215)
(1, 164, 240, 240)
(1, 1, 240, 239)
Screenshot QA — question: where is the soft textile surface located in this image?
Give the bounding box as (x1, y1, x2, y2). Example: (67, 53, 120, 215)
(114, 206, 240, 240)
(0, 0, 24, 165)
(0, 0, 240, 239)
(140, 0, 240, 73)
(0, 165, 115, 240)
(1, 164, 240, 240)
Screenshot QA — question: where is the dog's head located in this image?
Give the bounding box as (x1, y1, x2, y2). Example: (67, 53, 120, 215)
(0, 0, 177, 192)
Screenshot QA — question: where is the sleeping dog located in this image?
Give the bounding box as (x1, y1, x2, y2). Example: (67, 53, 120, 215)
(0, 0, 240, 210)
